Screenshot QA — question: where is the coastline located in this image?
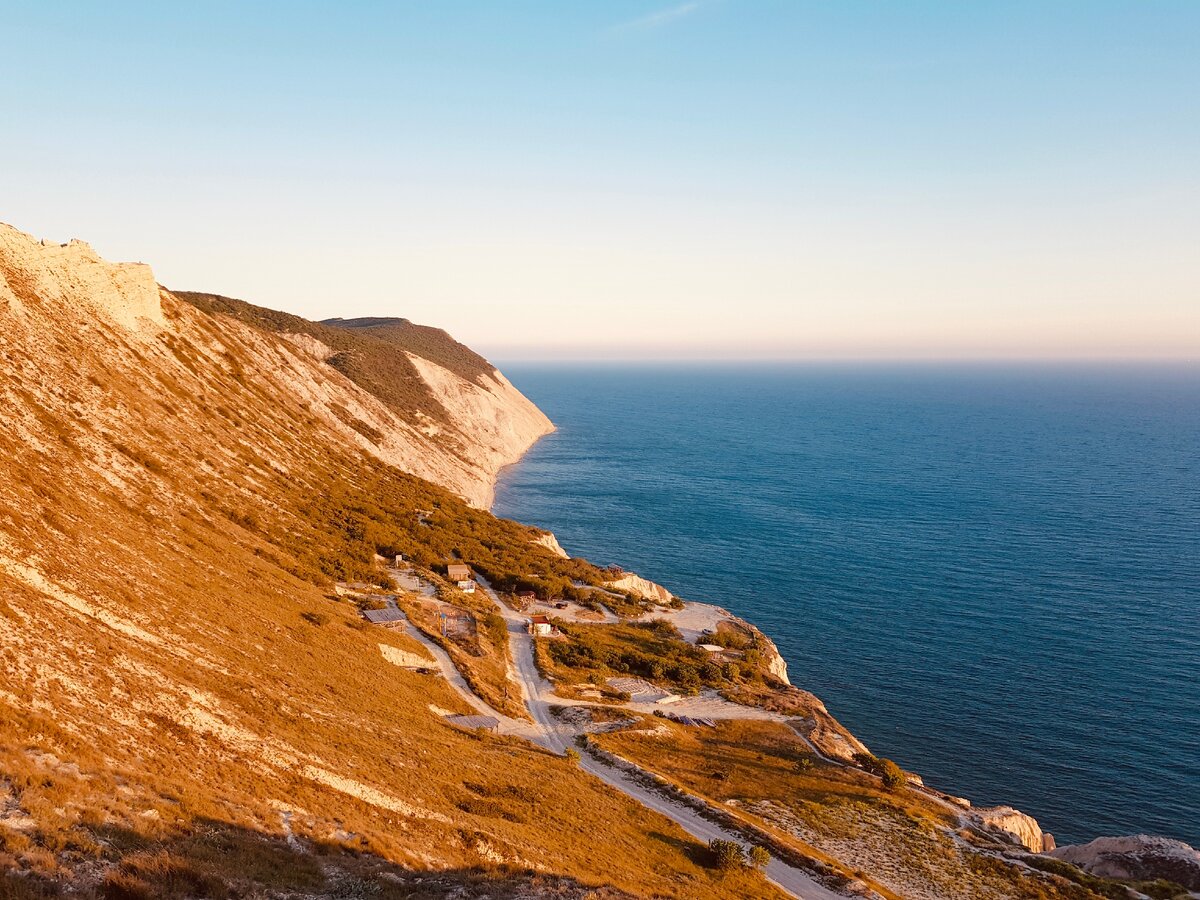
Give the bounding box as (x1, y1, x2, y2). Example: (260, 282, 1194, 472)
(487, 364, 1200, 853)
(487, 429, 1058, 856)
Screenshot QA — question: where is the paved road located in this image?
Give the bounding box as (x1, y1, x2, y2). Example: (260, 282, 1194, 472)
(471, 575, 846, 900)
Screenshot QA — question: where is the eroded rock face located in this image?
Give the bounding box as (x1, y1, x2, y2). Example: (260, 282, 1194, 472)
(752, 626, 791, 686)
(405, 353, 554, 507)
(531, 531, 569, 558)
(973, 806, 1050, 852)
(604, 572, 674, 604)
(1051, 835, 1200, 890)
(0, 224, 164, 333)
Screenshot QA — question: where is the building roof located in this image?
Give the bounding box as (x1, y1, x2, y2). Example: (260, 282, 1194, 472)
(446, 563, 471, 578)
(362, 608, 406, 625)
(530, 615, 551, 625)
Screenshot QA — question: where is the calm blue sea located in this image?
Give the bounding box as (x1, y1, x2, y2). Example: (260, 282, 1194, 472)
(492, 364, 1200, 848)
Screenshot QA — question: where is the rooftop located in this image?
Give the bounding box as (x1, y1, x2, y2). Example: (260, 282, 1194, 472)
(363, 608, 406, 625)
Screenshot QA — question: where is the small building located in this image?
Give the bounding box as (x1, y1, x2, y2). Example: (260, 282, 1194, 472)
(456, 580, 476, 594)
(529, 615, 553, 637)
(515, 590, 536, 600)
(699, 643, 724, 653)
(362, 608, 406, 628)
(393, 554, 405, 566)
(447, 563, 471, 582)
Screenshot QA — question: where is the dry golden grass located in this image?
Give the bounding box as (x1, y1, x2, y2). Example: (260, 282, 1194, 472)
(594, 720, 1100, 900)
(396, 592, 528, 721)
(0, 290, 787, 898)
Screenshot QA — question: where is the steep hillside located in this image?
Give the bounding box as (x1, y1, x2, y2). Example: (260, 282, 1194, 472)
(0, 224, 776, 899)
(173, 290, 551, 508)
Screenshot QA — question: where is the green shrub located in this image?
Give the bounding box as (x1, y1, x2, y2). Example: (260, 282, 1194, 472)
(748, 845, 771, 870)
(879, 758, 906, 790)
(708, 839, 745, 871)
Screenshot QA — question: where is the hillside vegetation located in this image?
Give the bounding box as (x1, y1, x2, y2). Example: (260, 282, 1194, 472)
(176, 293, 495, 429)
(0, 226, 781, 899)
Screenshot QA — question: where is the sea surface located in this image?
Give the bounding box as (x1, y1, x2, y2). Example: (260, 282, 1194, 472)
(492, 364, 1200, 847)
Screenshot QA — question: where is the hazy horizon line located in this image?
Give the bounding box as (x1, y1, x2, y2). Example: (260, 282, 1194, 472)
(487, 355, 1200, 367)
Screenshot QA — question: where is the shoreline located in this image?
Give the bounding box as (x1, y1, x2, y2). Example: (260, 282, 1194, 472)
(485, 425, 1193, 859)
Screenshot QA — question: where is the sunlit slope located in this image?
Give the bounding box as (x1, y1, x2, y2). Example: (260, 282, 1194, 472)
(0, 224, 765, 898)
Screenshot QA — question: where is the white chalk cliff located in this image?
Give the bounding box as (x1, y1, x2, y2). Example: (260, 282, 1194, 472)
(0, 229, 164, 332)
(0, 222, 550, 509)
(1051, 835, 1200, 889)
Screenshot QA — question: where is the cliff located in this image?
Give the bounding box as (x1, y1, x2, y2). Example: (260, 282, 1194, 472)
(973, 806, 1052, 853)
(174, 288, 553, 508)
(605, 571, 675, 604)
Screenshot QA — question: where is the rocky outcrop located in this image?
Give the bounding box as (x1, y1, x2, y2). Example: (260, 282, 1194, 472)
(531, 530, 569, 558)
(739, 619, 791, 685)
(404, 353, 554, 507)
(973, 806, 1051, 852)
(1051, 835, 1200, 889)
(605, 572, 673, 604)
(0, 225, 164, 333)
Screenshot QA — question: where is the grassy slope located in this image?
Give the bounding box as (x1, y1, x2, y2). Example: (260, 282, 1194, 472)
(174, 292, 492, 428)
(320, 316, 495, 385)
(593, 721, 1143, 900)
(0, 290, 781, 898)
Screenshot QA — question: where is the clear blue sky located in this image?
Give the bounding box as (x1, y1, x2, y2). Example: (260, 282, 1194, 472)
(3, 2, 1197, 359)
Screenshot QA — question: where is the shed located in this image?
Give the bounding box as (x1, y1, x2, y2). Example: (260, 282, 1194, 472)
(529, 615, 553, 637)
(446, 563, 471, 581)
(362, 608, 406, 628)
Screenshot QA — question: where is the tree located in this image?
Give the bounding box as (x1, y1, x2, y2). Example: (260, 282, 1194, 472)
(564, 747, 581, 765)
(708, 839, 745, 871)
(748, 846, 771, 870)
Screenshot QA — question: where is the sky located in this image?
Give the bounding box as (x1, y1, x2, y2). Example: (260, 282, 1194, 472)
(2, 1, 1198, 361)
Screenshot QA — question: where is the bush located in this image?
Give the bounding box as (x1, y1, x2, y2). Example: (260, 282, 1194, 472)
(563, 747, 581, 765)
(748, 845, 771, 870)
(708, 839, 745, 871)
(879, 758, 906, 790)
(300, 611, 330, 626)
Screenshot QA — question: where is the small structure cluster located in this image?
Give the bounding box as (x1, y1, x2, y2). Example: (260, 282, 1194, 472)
(447, 563, 476, 593)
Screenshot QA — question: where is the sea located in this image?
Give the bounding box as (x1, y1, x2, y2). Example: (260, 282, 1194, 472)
(492, 363, 1200, 848)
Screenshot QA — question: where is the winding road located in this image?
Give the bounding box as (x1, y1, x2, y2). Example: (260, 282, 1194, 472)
(399, 569, 845, 900)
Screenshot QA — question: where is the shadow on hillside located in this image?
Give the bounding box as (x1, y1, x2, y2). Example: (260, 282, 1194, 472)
(646, 829, 710, 867)
(0, 817, 641, 900)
